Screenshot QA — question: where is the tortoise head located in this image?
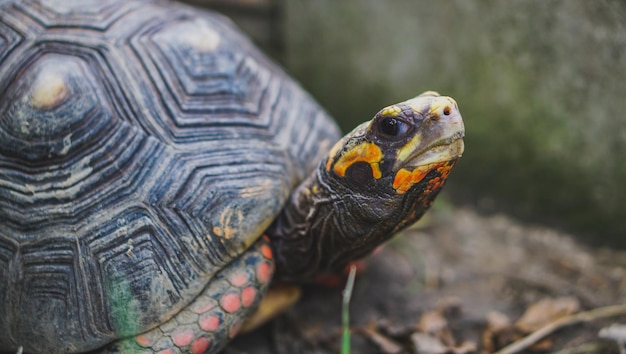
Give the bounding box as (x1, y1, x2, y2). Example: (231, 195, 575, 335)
(326, 91, 464, 197)
(268, 91, 464, 280)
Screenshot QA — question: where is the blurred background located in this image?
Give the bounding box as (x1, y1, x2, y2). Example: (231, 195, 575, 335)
(183, 0, 626, 248)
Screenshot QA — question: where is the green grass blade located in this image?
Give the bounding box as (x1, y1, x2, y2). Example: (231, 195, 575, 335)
(342, 265, 358, 354)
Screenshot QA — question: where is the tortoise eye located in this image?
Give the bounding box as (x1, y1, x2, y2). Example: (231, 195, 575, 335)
(378, 117, 409, 138)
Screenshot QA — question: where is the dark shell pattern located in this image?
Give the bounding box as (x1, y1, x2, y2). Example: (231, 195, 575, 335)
(0, 0, 340, 352)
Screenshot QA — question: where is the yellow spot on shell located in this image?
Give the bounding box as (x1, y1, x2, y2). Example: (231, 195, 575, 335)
(30, 73, 68, 109)
(240, 179, 274, 198)
(380, 105, 402, 117)
(213, 208, 243, 240)
(333, 142, 383, 179)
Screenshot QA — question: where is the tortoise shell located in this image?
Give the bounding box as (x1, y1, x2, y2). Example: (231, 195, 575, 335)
(0, 0, 340, 352)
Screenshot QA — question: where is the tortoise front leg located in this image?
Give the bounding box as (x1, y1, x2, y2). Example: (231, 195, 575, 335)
(99, 237, 274, 354)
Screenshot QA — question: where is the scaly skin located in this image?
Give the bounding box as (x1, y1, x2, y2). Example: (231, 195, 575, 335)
(99, 237, 274, 354)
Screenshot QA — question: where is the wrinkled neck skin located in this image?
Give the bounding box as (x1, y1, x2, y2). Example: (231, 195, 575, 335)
(266, 158, 456, 282)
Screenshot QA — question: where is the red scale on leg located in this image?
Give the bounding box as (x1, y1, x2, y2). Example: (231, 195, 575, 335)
(220, 291, 241, 313)
(101, 239, 275, 354)
(260, 244, 273, 260)
(198, 313, 221, 332)
(241, 286, 257, 308)
(135, 334, 153, 347)
(229, 271, 250, 287)
(256, 261, 272, 284)
(171, 328, 194, 347)
(191, 337, 211, 354)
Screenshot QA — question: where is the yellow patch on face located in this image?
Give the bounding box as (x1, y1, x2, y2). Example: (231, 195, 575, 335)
(332, 141, 383, 179)
(325, 139, 344, 172)
(380, 105, 402, 117)
(396, 133, 422, 163)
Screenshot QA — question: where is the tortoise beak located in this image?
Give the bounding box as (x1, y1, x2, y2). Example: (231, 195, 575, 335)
(394, 95, 465, 170)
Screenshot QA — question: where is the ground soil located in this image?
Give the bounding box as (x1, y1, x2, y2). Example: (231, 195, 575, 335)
(224, 206, 626, 354)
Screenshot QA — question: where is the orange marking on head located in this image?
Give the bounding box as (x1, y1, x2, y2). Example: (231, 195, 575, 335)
(332, 142, 383, 179)
(157, 349, 175, 354)
(241, 286, 257, 308)
(191, 337, 211, 354)
(199, 313, 221, 332)
(393, 165, 432, 194)
(392, 168, 412, 190)
(426, 162, 454, 191)
(371, 163, 382, 179)
(220, 292, 241, 313)
(261, 244, 273, 260)
(392, 161, 454, 194)
(172, 328, 194, 347)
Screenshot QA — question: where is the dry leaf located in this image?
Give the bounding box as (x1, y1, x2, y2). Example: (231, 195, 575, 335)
(411, 332, 449, 354)
(482, 311, 516, 354)
(419, 310, 448, 334)
(486, 311, 511, 332)
(515, 297, 580, 333)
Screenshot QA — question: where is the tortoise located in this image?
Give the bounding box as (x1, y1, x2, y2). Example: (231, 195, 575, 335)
(0, 0, 465, 353)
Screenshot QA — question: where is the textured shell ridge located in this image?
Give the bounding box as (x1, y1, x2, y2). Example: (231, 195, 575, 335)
(0, 0, 341, 352)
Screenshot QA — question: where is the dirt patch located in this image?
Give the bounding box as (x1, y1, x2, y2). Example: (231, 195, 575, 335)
(226, 207, 626, 353)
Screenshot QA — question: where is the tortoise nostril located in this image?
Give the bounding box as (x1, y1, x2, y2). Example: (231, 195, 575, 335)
(443, 106, 451, 116)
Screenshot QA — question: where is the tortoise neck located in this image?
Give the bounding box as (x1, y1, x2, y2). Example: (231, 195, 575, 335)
(266, 162, 401, 282)
(265, 165, 338, 281)
(266, 157, 452, 282)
